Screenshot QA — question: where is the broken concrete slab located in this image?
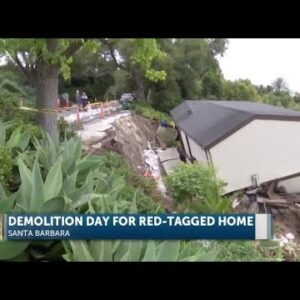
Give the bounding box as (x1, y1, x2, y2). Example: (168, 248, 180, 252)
(77, 111, 131, 146)
(157, 147, 181, 175)
(158, 147, 180, 162)
(161, 159, 181, 175)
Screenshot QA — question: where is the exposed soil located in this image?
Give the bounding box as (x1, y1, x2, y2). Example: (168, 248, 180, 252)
(89, 114, 161, 172)
(79, 111, 300, 261)
(82, 112, 300, 244)
(83, 113, 174, 210)
(234, 194, 300, 260)
(272, 207, 300, 241)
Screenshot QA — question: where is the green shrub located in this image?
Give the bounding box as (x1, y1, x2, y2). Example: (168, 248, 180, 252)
(0, 120, 37, 193)
(216, 240, 283, 261)
(13, 121, 42, 140)
(0, 134, 106, 261)
(0, 146, 13, 184)
(0, 121, 37, 152)
(98, 151, 163, 210)
(182, 240, 283, 262)
(156, 126, 178, 147)
(0, 141, 163, 261)
(0, 131, 283, 262)
(119, 185, 162, 213)
(132, 102, 173, 123)
(0, 93, 41, 143)
(0, 95, 35, 124)
(165, 162, 231, 213)
(0, 73, 36, 124)
(58, 117, 76, 141)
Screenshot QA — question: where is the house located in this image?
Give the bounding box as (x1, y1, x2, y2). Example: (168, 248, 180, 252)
(170, 100, 300, 194)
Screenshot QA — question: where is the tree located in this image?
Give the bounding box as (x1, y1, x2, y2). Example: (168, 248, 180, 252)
(255, 84, 273, 95)
(262, 90, 293, 108)
(294, 92, 300, 104)
(272, 77, 289, 93)
(0, 39, 165, 136)
(142, 39, 226, 111)
(105, 69, 132, 99)
(60, 47, 116, 100)
(206, 38, 229, 57)
(0, 39, 99, 137)
(221, 79, 261, 101)
(201, 71, 223, 99)
(169, 39, 224, 100)
(101, 39, 166, 101)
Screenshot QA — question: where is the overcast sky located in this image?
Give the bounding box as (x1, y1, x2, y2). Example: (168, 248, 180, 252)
(217, 39, 300, 94)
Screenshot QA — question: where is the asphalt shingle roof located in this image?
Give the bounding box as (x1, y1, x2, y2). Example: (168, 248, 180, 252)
(170, 100, 300, 149)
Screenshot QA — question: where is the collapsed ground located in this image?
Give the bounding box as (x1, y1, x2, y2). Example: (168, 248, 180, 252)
(72, 108, 300, 261)
(78, 111, 175, 211)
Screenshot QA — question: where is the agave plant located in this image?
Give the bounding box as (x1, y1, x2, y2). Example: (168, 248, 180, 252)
(0, 120, 32, 153)
(0, 132, 156, 261)
(62, 195, 219, 262)
(62, 239, 219, 262)
(0, 132, 112, 261)
(0, 132, 219, 262)
(0, 120, 34, 186)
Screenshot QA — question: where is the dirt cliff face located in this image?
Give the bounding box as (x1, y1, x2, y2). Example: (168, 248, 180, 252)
(88, 114, 159, 172)
(85, 113, 175, 211)
(113, 115, 161, 171)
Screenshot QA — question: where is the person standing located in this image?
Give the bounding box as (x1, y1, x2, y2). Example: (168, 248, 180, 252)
(76, 90, 81, 107)
(81, 92, 88, 108)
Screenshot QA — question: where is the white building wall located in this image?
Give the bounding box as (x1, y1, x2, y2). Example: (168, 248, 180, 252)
(209, 119, 300, 194)
(278, 176, 300, 194)
(180, 130, 190, 158)
(187, 136, 207, 163)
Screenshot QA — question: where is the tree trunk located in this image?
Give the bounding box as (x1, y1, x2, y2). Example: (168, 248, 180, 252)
(35, 60, 60, 138)
(132, 65, 146, 101)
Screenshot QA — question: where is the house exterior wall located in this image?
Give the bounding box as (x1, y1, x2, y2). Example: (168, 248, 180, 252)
(278, 176, 300, 193)
(209, 119, 300, 194)
(187, 136, 207, 163)
(180, 130, 190, 158)
(180, 130, 208, 163)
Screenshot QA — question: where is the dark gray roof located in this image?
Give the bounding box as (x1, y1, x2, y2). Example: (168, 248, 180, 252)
(170, 100, 300, 149)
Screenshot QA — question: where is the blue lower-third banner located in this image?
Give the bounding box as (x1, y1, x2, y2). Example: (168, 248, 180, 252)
(0, 214, 272, 240)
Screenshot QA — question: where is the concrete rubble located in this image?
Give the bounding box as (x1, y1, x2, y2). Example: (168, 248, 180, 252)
(274, 232, 295, 247)
(76, 111, 131, 146)
(143, 142, 167, 196)
(60, 106, 175, 209)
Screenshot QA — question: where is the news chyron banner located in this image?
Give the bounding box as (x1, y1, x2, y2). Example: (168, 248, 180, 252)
(0, 214, 272, 240)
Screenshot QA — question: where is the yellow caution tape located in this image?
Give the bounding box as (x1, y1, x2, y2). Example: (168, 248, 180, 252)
(20, 106, 59, 115)
(19, 100, 114, 114)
